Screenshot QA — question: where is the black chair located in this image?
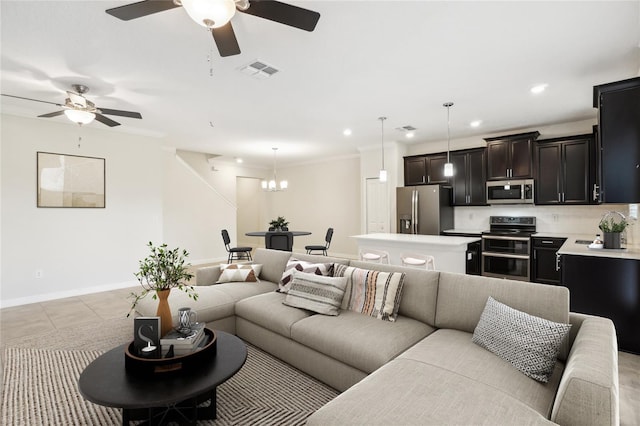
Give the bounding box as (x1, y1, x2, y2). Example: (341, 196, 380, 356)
(305, 228, 333, 255)
(221, 229, 253, 264)
(265, 231, 293, 251)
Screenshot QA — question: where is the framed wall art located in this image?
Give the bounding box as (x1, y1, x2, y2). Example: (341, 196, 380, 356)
(37, 151, 105, 208)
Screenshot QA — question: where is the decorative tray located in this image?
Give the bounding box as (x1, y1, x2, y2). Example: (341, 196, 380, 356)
(124, 328, 217, 376)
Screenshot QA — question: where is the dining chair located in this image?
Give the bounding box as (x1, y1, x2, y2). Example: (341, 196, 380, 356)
(265, 231, 294, 251)
(221, 229, 253, 264)
(400, 252, 436, 270)
(305, 227, 333, 255)
(359, 249, 390, 264)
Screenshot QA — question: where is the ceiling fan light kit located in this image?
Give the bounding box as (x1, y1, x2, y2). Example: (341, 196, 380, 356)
(181, 0, 237, 28)
(64, 109, 96, 125)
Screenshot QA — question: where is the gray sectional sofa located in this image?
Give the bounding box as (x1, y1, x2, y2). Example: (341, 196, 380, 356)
(136, 248, 619, 426)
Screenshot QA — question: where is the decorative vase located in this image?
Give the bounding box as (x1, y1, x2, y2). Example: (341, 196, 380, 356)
(156, 289, 173, 337)
(603, 232, 621, 249)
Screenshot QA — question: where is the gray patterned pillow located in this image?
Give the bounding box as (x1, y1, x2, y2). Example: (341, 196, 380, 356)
(278, 258, 334, 293)
(283, 271, 347, 316)
(472, 297, 571, 383)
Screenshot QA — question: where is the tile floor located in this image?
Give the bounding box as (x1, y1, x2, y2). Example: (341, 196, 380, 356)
(1, 286, 639, 425)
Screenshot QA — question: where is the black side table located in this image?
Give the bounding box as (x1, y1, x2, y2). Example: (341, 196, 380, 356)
(78, 330, 247, 425)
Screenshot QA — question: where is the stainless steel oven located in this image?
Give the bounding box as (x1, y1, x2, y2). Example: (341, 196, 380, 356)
(481, 216, 536, 282)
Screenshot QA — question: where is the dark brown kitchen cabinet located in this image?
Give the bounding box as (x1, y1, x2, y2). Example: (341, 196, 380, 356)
(403, 153, 449, 186)
(404, 156, 427, 185)
(561, 254, 640, 354)
(451, 148, 486, 205)
(535, 134, 593, 204)
(485, 132, 539, 180)
(531, 237, 566, 285)
(593, 76, 640, 203)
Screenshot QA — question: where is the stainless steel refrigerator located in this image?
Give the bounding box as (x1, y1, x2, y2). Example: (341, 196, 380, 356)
(396, 185, 454, 235)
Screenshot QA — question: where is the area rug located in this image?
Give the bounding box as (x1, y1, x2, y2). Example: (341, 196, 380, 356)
(1, 320, 339, 425)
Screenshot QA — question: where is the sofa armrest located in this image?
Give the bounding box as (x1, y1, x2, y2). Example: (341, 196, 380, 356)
(551, 315, 619, 426)
(195, 265, 222, 286)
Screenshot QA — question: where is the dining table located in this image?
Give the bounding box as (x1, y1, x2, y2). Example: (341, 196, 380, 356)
(245, 230, 312, 251)
(245, 231, 312, 237)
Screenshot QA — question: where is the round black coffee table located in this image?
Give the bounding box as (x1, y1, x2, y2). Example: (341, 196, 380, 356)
(78, 330, 247, 425)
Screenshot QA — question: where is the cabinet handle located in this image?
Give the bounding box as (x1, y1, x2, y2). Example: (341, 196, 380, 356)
(421, 176, 425, 183)
(541, 240, 554, 244)
(562, 193, 565, 203)
(592, 184, 599, 201)
(558, 193, 561, 202)
(555, 254, 561, 272)
(427, 175, 431, 183)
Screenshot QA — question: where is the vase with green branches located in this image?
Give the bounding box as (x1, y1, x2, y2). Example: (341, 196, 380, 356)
(128, 242, 198, 337)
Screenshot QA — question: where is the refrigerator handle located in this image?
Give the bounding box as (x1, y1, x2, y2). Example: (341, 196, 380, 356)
(412, 189, 418, 234)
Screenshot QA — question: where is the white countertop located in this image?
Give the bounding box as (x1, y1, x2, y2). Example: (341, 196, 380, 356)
(557, 235, 640, 260)
(351, 233, 481, 247)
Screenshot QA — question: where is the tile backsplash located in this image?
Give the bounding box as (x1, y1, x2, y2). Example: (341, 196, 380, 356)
(454, 203, 639, 245)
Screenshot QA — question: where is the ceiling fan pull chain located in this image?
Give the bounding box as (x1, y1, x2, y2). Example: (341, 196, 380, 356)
(208, 44, 214, 77)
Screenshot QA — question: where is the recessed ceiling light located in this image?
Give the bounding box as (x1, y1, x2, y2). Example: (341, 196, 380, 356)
(236, 158, 243, 163)
(405, 132, 415, 138)
(343, 129, 352, 136)
(530, 84, 548, 94)
(470, 120, 482, 128)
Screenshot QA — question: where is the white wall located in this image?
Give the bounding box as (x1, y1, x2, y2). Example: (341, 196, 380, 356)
(261, 155, 362, 258)
(1, 114, 163, 306)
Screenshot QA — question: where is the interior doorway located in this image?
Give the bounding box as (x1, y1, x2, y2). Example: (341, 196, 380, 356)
(365, 177, 389, 234)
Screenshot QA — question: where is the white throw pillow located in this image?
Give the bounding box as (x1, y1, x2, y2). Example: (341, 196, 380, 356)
(217, 264, 262, 283)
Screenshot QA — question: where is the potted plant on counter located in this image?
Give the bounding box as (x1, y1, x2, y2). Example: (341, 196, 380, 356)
(598, 211, 629, 249)
(128, 242, 197, 337)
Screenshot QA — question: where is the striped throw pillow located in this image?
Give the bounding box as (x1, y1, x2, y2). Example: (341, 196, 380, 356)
(334, 264, 405, 322)
(278, 258, 334, 293)
(283, 271, 348, 316)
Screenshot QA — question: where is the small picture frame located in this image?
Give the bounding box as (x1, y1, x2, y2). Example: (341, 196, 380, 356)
(134, 317, 160, 356)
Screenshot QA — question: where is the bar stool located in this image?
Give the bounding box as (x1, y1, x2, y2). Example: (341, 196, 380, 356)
(359, 249, 390, 264)
(400, 253, 436, 270)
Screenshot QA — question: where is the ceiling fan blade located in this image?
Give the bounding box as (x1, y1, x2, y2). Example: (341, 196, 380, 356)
(98, 108, 143, 119)
(106, 0, 180, 21)
(94, 113, 121, 127)
(240, 1, 320, 32)
(211, 22, 241, 57)
(38, 110, 66, 118)
(2, 94, 64, 107)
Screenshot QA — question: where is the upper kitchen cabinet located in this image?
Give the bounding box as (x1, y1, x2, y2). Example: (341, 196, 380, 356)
(485, 131, 540, 180)
(593, 77, 640, 203)
(451, 148, 487, 205)
(535, 134, 594, 205)
(403, 153, 449, 186)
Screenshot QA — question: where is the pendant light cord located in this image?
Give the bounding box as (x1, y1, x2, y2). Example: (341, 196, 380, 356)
(443, 102, 453, 162)
(379, 116, 387, 169)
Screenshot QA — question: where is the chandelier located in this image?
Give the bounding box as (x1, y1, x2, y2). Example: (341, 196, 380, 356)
(261, 148, 288, 192)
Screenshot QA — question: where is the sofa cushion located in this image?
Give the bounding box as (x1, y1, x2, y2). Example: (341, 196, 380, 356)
(334, 264, 405, 322)
(135, 286, 236, 325)
(399, 329, 564, 417)
(435, 271, 571, 360)
(283, 272, 347, 316)
(472, 297, 571, 383)
(217, 263, 262, 283)
(291, 310, 434, 373)
(279, 259, 334, 293)
(235, 292, 313, 338)
(306, 357, 555, 426)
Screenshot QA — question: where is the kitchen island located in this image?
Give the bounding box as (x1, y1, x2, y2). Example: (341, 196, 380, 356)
(351, 233, 480, 273)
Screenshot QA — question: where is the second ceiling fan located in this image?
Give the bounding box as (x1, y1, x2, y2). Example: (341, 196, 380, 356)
(106, 0, 321, 57)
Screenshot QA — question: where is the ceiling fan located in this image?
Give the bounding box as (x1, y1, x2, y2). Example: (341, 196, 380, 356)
(1, 84, 143, 127)
(105, 0, 321, 57)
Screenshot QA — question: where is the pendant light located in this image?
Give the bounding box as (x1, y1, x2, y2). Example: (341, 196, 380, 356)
(261, 147, 288, 192)
(443, 102, 454, 177)
(378, 116, 387, 182)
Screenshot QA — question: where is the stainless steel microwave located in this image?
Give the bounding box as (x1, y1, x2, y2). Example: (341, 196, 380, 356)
(486, 179, 534, 204)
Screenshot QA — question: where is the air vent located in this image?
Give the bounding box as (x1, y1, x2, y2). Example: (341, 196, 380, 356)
(240, 60, 280, 79)
(396, 125, 416, 132)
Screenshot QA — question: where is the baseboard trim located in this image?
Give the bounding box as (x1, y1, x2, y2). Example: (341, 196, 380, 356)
(0, 280, 139, 309)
